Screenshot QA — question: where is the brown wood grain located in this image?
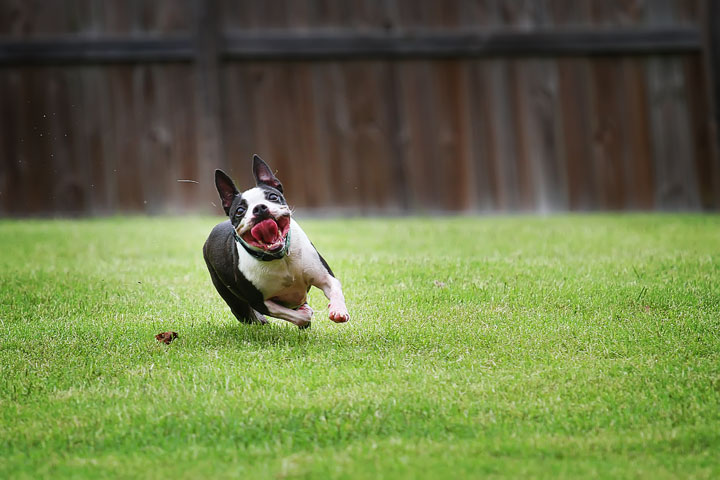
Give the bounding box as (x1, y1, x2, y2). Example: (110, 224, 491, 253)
(46, 67, 82, 214)
(586, 3, 635, 210)
(620, 58, 655, 209)
(113, 65, 139, 212)
(646, 57, 702, 209)
(557, 58, 596, 210)
(485, 60, 521, 211)
(645, 1, 701, 209)
(516, 59, 567, 212)
(699, 0, 720, 209)
(0, 71, 18, 214)
(465, 60, 499, 210)
(1, 0, 718, 215)
(383, 61, 411, 212)
(342, 61, 398, 212)
(304, 2, 352, 209)
(307, 63, 338, 209)
(396, 60, 443, 211)
(432, 60, 472, 210)
(683, 54, 715, 209)
(590, 58, 627, 210)
(220, 64, 257, 198)
(21, 68, 55, 215)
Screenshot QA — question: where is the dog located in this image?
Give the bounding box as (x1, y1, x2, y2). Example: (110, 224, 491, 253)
(203, 155, 349, 329)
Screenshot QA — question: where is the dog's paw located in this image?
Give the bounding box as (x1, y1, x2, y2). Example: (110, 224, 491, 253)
(295, 303, 314, 329)
(253, 310, 269, 325)
(328, 303, 349, 323)
(297, 303, 314, 318)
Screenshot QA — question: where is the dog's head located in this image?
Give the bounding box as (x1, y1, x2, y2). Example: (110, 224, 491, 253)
(215, 155, 291, 254)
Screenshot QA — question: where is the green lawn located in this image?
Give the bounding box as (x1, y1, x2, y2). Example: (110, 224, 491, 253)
(0, 215, 718, 479)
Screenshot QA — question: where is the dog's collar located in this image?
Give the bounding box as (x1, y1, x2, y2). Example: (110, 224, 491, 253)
(234, 228, 291, 261)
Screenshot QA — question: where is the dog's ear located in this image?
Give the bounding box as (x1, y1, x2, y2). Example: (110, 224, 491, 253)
(215, 169, 239, 215)
(252, 154, 283, 193)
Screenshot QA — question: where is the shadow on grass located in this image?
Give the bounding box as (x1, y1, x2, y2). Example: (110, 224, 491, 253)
(192, 318, 336, 349)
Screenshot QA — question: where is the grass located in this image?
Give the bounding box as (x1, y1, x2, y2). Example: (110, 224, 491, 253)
(0, 214, 719, 479)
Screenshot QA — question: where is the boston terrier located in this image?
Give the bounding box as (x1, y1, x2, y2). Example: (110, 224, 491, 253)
(203, 155, 349, 329)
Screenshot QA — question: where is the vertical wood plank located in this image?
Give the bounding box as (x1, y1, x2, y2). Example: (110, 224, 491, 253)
(114, 65, 140, 212)
(590, 58, 627, 210)
(557, 58, 596, 210)
(46, 67, 83, 215)
(465, 61, 499, 210)
(552, 0, 595, 210)
(311, 63, 344, 209)
(432, 60, 473, 211)
(646, 58, 701, 209)
(343, 62, 378, 211)
(280, 63, 311, 207)
(587, 3, 639, 210)
(23, 68, 55, 215)
(516, 59, 567, 212)
(395, 61, 441, 211)
(646, 0, 701, 209)
(382, 60, 411, 212)
(194, 0, 224, 213)
(222, 64, 258, 188)
(290, 63, 323, 208)
(485, 60, 522, 211)
(170, 65, 199, 211)
(699, 0, 720, 208)
(620, 58, 655, 209)
(0, 71, 18, 214)
(66, 66, 93, 215)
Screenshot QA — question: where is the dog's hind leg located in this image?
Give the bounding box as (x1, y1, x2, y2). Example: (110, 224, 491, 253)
(205, 259, 267, 325)
(263, 300, 313, 329)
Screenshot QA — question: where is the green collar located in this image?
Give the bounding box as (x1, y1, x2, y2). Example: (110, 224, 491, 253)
(234, 228, 291, 261)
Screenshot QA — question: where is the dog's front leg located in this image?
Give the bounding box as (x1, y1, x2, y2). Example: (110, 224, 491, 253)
(315, 275, 349, 323)
(264, 300, 313, 328)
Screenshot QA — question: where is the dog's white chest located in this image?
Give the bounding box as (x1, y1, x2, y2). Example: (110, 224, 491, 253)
(236, 220, 323, 306)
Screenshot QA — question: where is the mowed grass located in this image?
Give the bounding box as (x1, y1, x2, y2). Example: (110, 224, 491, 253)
(0, 215, 719, 479)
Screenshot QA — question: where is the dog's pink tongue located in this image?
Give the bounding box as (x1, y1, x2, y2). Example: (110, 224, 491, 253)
(251, 219, 279, 244)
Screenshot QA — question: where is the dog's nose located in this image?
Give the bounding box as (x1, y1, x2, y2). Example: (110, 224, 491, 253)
(253, 204, 269, 216)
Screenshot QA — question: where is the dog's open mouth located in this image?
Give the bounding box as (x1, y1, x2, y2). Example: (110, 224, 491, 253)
(241, 215, 291, 252)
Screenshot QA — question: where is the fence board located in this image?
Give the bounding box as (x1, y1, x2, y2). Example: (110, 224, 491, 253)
(621, 58, 655, 209)
(646, 1, 701, 209)
(0, 71, 15, 214)
(221, 64, 257, 189)
(516, 59, 567, 212)
(485, 60, 520, 211)
(557, 58, 595, 211)
(433, 60, 472, 210)
(464, 62, 494, 210)
(46, 68, 78, 214)
(311, 64, 344, 209)
(590, 58, 627, 210)
(700, 0, 720, 209)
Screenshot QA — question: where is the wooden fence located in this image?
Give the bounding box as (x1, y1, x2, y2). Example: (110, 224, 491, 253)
(1, 0, 719, 216)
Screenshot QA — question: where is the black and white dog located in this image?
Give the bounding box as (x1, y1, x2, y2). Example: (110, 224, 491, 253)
(203, 155, 349, 329)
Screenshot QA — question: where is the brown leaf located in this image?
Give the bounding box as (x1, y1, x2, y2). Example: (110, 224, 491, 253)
(155, 331, 179, 344)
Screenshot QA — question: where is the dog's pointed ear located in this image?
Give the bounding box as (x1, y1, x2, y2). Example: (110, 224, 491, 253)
(215, 169, 239, 215)
(252, 154, 283, 193)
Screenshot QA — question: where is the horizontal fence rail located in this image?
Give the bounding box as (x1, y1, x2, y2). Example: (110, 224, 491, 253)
(0, 28, 704, 64)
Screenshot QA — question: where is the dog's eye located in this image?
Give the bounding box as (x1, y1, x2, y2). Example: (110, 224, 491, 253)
(235, 206, 246, 217)
(267, 193, 280, 203)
